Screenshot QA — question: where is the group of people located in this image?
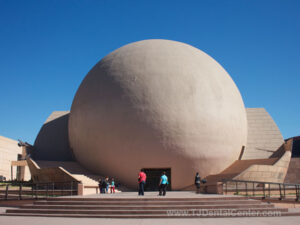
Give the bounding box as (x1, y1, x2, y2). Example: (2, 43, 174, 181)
(138, 169, 169, 196)
(99, 171, 205, 195)
(98, 177, 115, 194)
(138, 170, 205, 196)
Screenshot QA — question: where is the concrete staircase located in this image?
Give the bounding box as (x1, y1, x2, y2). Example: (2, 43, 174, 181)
(33, 160, 108, 194)
(3, 196, 299, 218)
(35, 161, 101, 186)
(71, 174, 98, 186)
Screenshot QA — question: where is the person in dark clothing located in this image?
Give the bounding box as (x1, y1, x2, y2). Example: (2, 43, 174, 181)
(159, 171, 168, 196)
(195, 172, 201, 193)
(98, 179, 102, 194)
(101, 178, 107, 193)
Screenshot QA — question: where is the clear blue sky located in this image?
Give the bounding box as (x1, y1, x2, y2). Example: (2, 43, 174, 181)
(0, 0, 299, 144)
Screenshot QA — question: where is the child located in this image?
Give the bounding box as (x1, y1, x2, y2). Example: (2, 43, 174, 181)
(110, 178, 115, 194)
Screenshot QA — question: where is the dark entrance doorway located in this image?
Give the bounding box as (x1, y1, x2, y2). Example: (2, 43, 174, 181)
(142, 168, 171, 191)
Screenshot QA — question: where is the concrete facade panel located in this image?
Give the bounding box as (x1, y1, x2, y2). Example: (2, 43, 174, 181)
(243, 108, 284, 160)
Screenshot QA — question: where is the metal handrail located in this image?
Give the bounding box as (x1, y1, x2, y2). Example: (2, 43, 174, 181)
(223, 179, 300, 187)
(222, 179, 300, 201)
(0, 181, 80, 200)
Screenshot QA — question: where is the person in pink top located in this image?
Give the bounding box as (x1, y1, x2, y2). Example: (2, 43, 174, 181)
(138, 169, 147, 196)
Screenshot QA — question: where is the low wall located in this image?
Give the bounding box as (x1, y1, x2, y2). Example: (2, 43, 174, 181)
(234, 150, 291, 183)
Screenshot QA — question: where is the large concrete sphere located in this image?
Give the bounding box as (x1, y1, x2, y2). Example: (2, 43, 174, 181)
(69, 39, 247, 190)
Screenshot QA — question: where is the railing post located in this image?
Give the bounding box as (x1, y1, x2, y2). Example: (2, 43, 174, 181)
(35, 183, 38, 200)
(52, 183, 54, 197)
(31, 183, 34, 199)
(5, 184, 9, 200)
(46, 183, 49, 198)
(279, 184, 282, 200)
(70, 181, 73, 196)
(235, 181, 238, 195)
(296, 185, 299, 201)
(262, 183, 265, 199)
(19, 183, 22, 200)
(268, 183, 271, 198)
(253, 182, 255, 196)
(245, 182, 248, 196)
(283, 184, 286, 199)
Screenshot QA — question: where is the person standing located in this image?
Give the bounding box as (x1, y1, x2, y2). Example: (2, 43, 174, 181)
(101, 177, 107, 194)
(159, 171, 168, 196)
(110, 178, 115, 194)
(105, 177, 110, 193)
(195, 172, 201, 193)
(138, 169, 147, 196)
(98, 179, 102, 194)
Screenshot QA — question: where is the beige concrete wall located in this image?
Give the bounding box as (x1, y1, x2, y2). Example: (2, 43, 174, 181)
(244, 108, 284, 159)
(24, 166, 31, 181)
(284, 158, 300, 184)
(234, 151, 291, 183)
(0, 136, 30, 181)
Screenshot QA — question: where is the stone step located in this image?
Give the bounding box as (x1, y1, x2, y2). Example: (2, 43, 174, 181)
(6, 207, 288, 215)
(45, 196, 249, 201)
(33, 200, 260, 206)
(20, 203, 274, 210)
(3, 195, 294, 218)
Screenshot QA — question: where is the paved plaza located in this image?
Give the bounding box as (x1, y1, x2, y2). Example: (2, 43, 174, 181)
(1, 212, 300, 225)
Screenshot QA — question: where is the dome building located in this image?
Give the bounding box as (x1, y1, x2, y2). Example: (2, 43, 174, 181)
(26, 40, 291, 193)
(68, 39, 247, 190)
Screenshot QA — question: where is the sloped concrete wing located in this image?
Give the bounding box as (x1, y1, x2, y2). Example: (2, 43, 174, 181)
(33, 111, 74, 161)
